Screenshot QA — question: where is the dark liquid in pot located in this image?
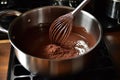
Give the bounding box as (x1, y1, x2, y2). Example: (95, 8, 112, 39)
(13, 24, 96, 59)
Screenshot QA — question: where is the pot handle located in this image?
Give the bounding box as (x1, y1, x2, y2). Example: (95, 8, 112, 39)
(0, 10, 22, 34)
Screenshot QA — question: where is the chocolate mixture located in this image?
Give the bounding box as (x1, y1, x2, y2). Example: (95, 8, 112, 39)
(43, 44, 79, 59)
(44, 26, 96, 59)
(14, 25, 96, 59)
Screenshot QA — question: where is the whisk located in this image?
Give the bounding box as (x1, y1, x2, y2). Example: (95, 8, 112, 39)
(49, 0, 90, 45)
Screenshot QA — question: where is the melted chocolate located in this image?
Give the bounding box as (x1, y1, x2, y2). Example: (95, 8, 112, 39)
(13, 24, 96, 59)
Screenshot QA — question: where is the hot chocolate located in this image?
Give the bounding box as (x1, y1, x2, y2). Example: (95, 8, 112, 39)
(14, 24, 96, 59)
(44, 26, 96, 59)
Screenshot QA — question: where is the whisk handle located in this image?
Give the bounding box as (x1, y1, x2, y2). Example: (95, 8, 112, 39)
(71, 0, 90, 16)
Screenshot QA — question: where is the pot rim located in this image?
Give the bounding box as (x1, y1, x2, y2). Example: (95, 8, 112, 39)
(8, 6, 102, 61)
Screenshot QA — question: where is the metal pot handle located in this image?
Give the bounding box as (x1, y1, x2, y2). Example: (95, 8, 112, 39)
(0, 10, 22, 34)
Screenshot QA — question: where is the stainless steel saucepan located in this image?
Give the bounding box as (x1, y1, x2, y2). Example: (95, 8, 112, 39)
(0, 6, 102, 77)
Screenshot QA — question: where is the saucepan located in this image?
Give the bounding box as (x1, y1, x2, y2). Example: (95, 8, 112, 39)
(0, 6, 102, 77)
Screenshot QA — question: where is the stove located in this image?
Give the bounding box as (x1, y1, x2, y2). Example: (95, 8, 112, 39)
(0, 0, 119, 80)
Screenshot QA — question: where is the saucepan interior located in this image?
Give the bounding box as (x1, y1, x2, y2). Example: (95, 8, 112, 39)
(8, 6, 102, 76)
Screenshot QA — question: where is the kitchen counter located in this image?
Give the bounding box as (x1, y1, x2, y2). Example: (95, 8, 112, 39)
(0, 40, 10, 80)
(0, 31, 120, 80)
(104, 30, 120, 76)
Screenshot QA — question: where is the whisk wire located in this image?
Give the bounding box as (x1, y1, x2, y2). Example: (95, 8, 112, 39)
(49, 0, 90, 45)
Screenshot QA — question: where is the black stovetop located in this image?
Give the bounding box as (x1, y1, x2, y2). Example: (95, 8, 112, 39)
(7, 40, 119, 80)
